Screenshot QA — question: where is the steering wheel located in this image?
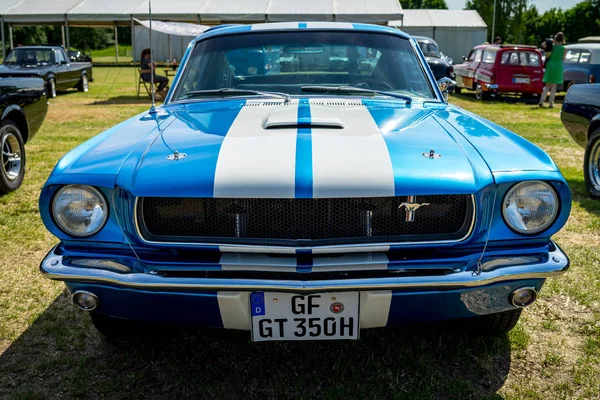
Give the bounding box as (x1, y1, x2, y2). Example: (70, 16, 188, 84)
(348, 77, 394, 90)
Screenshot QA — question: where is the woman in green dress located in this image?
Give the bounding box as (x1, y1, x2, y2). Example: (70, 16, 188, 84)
(539, 32, 566, 108)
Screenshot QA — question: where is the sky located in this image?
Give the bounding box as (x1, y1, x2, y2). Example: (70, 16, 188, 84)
(445, 0, 581, 12)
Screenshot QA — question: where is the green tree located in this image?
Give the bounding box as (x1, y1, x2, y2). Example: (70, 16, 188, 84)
(400, 0, 448, 9)
(563, 0, 600, 43)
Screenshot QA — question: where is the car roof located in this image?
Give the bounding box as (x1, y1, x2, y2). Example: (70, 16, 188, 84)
(565, 43, 600, 50)
(412, 36, 438, 45)
(198, 22, 410, 41)
(10, 45, 62, 50)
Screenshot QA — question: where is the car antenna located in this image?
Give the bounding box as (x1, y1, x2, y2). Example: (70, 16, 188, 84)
(148, 0, 157, 114)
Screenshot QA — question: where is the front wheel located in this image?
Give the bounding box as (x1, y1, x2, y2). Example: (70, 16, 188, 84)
(47, 78, 57, 98)
(77, 74, 89, 92)
(453, 86, 462, 95)
(463, 309, 523, 336)
(0, 120, 26, 195)
(90, 312, 141, 337)
(584, 129, 600, 200)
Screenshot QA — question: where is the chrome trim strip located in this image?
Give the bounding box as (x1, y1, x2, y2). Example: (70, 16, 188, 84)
(132, 195, 477, 253)
(41, 241, 569, 293)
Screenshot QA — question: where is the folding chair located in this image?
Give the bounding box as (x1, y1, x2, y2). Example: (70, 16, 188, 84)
(137, 68, 159, 98)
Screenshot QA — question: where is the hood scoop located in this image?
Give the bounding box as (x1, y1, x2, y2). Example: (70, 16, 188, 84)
(263, 103, 347, 129)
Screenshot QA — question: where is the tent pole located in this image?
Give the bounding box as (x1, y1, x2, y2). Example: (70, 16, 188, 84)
(8, 23, 13, 49)
(64, 16, 70, 51)
(114, 24, 119, 62)
(130, 15, 135, 63)
(168, 34, 171, 62)
(1, 18, 5, 60)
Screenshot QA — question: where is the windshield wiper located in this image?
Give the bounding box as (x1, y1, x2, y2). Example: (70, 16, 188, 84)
(301, 85, 412, 104)
(182, 88, 291, 103)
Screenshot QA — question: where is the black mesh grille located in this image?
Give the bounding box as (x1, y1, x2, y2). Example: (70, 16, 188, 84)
(137, 195, 474, 246)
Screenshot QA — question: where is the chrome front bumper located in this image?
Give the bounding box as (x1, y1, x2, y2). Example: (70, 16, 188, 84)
(40, 242, 570, 293)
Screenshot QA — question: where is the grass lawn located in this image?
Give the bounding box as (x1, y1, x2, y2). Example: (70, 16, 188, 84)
(1, 68, 599, 399)
(90, 45, 134, 63)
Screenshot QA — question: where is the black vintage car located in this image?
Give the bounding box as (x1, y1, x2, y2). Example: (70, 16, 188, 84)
(561, 84, 600, 199)
(0, 77, 48, 194)
(0, 46, 93, 98)
(413, 36, 455, 81)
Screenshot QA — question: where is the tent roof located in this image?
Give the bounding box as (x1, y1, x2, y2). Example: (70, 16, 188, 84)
(389, 10, 486, 28)
(0, 0, 403, 24)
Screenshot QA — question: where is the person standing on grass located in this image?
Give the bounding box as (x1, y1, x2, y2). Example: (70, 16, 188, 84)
(539, 32, 565, 108)
(140, 48, 169, 96)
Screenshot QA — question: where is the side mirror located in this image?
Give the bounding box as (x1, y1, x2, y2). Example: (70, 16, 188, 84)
(462, 56, 468, 61)
(437, 77, 456, 101)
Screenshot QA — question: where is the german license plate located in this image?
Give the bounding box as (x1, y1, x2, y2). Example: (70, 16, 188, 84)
(513, 77, 530, 84)
(250, 292, 359, 342)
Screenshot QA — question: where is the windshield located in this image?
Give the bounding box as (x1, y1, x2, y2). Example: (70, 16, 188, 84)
(4, 48, 53, 66)
(173, 31, 435, 101)
(418, 42, 441, 58)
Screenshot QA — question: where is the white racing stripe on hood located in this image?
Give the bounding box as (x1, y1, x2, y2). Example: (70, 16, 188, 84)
(310, 99, 395, 198)
(214, 100, 298, 198)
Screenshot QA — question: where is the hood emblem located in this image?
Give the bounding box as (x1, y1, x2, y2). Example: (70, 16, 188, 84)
(399, 196, 430, 222)
(167, 150, 187, 161)
(422, 149, 442, 159)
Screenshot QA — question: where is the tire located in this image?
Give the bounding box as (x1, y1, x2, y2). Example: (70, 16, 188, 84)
(77, 74, 89, 92)
(47, 78, 57, 98)
(454, 86, 462, 94)
(475, 82, 486, 100)
(584, 128, 600, 200)
(0, 120, 26, 195)
(464, 309, 523, 335)
(90, 313, 142, 337)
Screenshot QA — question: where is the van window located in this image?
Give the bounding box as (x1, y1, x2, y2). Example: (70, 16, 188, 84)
(500, 51, 540, 66)
(565, 49, 581, 62)
(579, 50, 591, 63)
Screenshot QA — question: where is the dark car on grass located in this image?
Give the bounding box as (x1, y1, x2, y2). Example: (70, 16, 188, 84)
(0, 46, 92, 98)
(561, 84, 600, 199)
(413, 36, 454, 81)
(0, 76, 48, 194)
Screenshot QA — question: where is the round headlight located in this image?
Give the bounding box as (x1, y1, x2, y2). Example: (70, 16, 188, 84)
(502, 181, 559, 235)
(52, 185, 108, 237)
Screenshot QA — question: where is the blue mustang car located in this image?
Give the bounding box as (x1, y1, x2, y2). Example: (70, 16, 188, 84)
(40, 22, 571, 340)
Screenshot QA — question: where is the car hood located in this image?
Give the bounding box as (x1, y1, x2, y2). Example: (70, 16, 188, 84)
(115, 99, 494, 198)
(0, 64, 46, 75)
(48, 99, 560, 198)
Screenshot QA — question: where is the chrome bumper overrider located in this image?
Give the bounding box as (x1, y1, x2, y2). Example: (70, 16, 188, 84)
(40, 242, 570, 292)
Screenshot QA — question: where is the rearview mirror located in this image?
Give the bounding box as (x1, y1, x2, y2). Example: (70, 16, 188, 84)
(437, 77, 456, 101)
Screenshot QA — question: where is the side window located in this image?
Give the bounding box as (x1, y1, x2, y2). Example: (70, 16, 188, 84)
(474, 50, 483, 62)
(55, 50, 65, 64)
(482, 50, 496, 63)
(579, 50, 591, 63)
(565, 49, 581, 63)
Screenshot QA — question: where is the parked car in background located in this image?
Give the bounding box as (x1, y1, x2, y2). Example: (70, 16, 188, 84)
(562, 44, 600, 91)
(40, 23, 570, 340)
(413, 36, 455, 81)
(0, 77, 48, 194)
(0, 45, 93, 98)
(68, 49, 92, 63)
(454, 44, 544, 100)
(561, 84, 600, 199)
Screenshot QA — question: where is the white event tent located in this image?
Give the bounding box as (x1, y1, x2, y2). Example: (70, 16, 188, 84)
(0, 0, 404, 60)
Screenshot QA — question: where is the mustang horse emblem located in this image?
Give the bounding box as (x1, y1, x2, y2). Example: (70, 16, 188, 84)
(398, 197, 430, 222)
